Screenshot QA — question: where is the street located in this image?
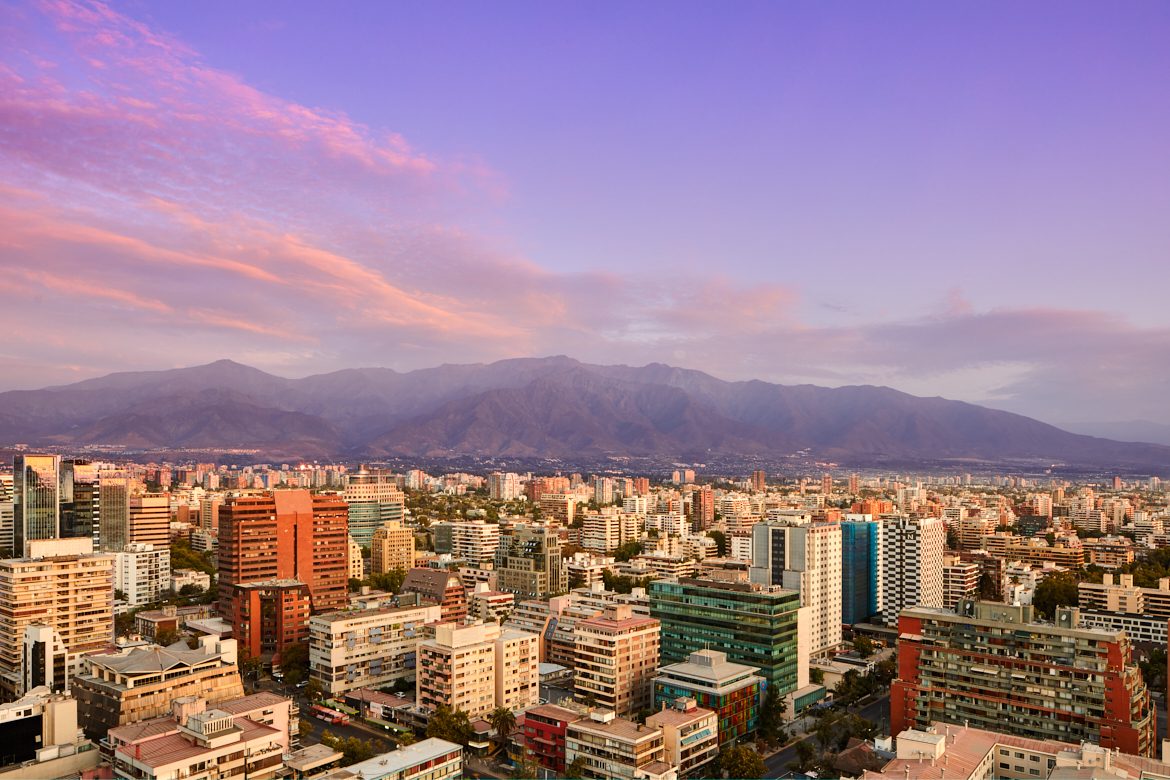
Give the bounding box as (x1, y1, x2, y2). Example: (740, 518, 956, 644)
(763, 695, 889, 780)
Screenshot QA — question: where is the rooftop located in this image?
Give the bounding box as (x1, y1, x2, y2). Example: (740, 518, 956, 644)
(333, 738, 461, 779)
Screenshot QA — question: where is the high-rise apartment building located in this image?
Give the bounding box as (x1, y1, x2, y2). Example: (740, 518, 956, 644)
(634, 478, 650, 495)
(821, 474, 832, 495)
(235, 579, 313, 660)
(749, 521, 842, 654)
(433, 519, 498, 566)
(495, 524, 565, 600)
(114, 542, 171, 606)
(581, 512, 640, 554)
(539, 494, 576, 527)
(13, 454, 59, 555)
(892, 601, 1156, 756)
(840, 516, 881, 625)
(574, 604, 660, 716)
(0, 538, 114, 698)
(128, 494, 170, 549)
(218, 491, 348, 632)
(401, 568, 468, 623)
(941, 553, 979, 609)
(649, 576, 803, 695)
(343, 468, 405, 547)
(848, 474, 860, 494)
(416, 622, 538, 718)
(751, 471, 766, 492)
(692, 486, 714, 530)
(880, 515, 945, 626)
(487, 472, 522, 501)
(371, 520, 415, 574)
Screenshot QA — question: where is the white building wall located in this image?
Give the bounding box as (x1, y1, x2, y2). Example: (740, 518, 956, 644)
(880, 516, 945, 626)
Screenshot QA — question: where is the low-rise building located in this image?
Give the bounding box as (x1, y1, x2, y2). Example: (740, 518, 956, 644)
(469, 583, 515, 622)
(170, 568, 212, 593)
(309, 599, 441, 697)
(565, 709, 676, 780)
(652, 649, 764, 746)
(73, 637, 245, 739)
(401, 568, 468, 623)
(134, 603, 215, 639)
(645, 698, 718, 777)
(518, 703, 582, 775)
(320, 739, 461, 780)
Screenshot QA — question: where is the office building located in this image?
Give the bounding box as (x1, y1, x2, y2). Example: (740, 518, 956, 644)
(12, 454, 59, 555)
(0, 473, 12, 553)
(114, 542, 170, 606)
(0, 538, 114, 698)
(59, 459, 99, 542)
(235, 579, 312, 660)
(495, 524, 566, 600)
(371, 520, 415, 574)
(750, 520, 842, 654)
(652, 649, 764, 746)
(891, 600, 1155, 756)
(343, 468, 406, 548)
(841, 516, 881, 625)
(128, 494, 170, 549)
(400, 569, 468, 623)
(97, 469, 131, 552)
(309, 600, 441, 696)
(649, 576, 803, 695)
(574, 604, 660, 716)
(880, 515, 945, 627)
(218, 490, 348, 629)
(72, 636, 244, 738)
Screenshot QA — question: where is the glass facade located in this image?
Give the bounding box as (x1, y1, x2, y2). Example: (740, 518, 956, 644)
(649, 577, 801, 695)
(98, 471, 130, 552)
(840, 520, 879, 625)
(60, 459, 99, 542)
(653, 678, 762, 745)
(14, 454, 59, 555)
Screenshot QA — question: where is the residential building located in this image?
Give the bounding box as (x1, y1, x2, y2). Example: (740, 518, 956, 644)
(128, 494, 170, 549)
(488, 472, 522, 501)
(400, 568, 468, 622)
(518, 703, 581, 775)
(12, 454, 59, 556)
(433, 519, 498, 566)
(331, 740, 462, 780)
(574, 604, 660, 716)
(171, 568, 212, 592)
(0, 688, 93, 775)
(891, 600, 1156, 756)
(750, 520, 842, 654)
(107, 697, 286, 780)
(1078, 609, 1168, 645)
(469, 583, 514, 623)
(495, 524, 566, 600)
(566, 551, 615, 587)
(114, 542, 170, 606)
(134, 604, 214, 639)
(371, 520, 415, 574)
(841, 516, 881, 625)
(861, 721, 1170, 780)
(646, 698, 718, 777)
(652, 649, 764, 746)
(539, 494, 576, 527)
(308, 599, 441, 696)
(649, 576, 803, 696)
(692, 486, 715, 530)
(630, 552, 695, 580)
(942, 554, 979, 609)
(234, 579, 313, 661)
(880, 515, 945, 627)
(218, 490, 348, 629)
(0, 538, 114, 697)
(416, 622, 538, 718)
(217, 691, 299, 754)
(348, 535, 364, 580)
(582, 512, 640, 554)
(1078, 573, 1170, 618)
(564, 709, 675, 780)
(72, 636, 244, 739)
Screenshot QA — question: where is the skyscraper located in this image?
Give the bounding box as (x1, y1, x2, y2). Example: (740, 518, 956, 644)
(840, 516, 881, 625)
(59, 460, 99, 542)
(749, 521, 841, 654)
(13, 454, 60, 556)
(880, 515, 945, 626)
(98, 470, 131, 552)
(344, 468, 405, 547)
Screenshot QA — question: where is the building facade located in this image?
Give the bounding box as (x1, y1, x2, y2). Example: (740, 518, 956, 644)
(574, 604, 660, 716)
(371, 520, 415, 574)
(880, 515, 945, 627)
(652, 649, 764, 746)
(495, 524, 566, 600)
(114, 543, 170, 607)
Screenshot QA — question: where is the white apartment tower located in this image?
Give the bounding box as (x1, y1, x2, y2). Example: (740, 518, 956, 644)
(748, 521, 842, 655)
(114, 542, 171, 606)
(880, 515, 946, 626)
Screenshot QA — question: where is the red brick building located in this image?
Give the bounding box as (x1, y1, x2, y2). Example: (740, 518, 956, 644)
(219, 491, 348, 654)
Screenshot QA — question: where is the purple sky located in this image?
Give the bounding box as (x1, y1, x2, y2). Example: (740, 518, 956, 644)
(1, 1, 1169, 427)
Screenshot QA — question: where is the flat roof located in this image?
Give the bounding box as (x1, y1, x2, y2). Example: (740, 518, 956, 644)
(340, 738, 461, 777)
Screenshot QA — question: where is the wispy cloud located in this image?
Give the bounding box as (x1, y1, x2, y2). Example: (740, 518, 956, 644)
(0, 1, 1166, 427)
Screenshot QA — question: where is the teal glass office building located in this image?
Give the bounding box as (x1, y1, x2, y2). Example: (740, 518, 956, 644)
(841, 519, 880, 625)
(649, 577, 801, 695)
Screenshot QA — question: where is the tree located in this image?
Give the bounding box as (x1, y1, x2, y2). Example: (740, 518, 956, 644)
(786, 740, 817, 776)
(565, 755, 588, 780)
(707, 530, 728, 558)
(488, 706, 517, 751)
(978, 571, 997, 601)
(874, 653, 897, 687)
(396, 730, 416, 747)
(282, 642, 309, 682)
(179, 583, 204, 597)
(114, 589, 127, 601)
(1046, 531, 1057, 546)
(853, 635, 876, 658)
(348, 577, 364, 592)
(155, 628, 181, 646)
(1033, 570, 1079, 619)
(568, 573, 586, 590)
(809, 667, 825, 685)
(946, 525, 959, 550)
(813, 715, 837, 752)
(613, 541, 643, 562)
(758, 685, 787, 738)
(304, 678, 323, 703)
(716, 745, 767, 780)
(298, 719, 314, 739)
(512, 747, 540, 779)
(425, 704, 474, 746)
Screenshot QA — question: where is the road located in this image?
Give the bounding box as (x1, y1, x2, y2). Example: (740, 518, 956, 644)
(252, 678, 404, 751)
(764, 696, 889, 780)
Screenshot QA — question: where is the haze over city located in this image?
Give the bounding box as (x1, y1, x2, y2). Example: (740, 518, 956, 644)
(2, 1, 1169, 435)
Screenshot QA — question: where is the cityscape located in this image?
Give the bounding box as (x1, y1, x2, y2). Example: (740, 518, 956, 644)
(2, 2, 1169, 780)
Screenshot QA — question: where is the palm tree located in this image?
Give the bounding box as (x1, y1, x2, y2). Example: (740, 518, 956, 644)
(488, 706, 517, 755)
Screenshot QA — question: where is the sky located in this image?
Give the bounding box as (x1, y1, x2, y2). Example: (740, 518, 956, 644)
(1, 0, 1169, 428)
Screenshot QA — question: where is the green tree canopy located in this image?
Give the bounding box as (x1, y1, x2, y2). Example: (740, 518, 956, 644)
(425, 704, 474, 746)
(717, 745, 767, 780)
(1033, 570, 1079, 619)
(853, 635, 876, 658)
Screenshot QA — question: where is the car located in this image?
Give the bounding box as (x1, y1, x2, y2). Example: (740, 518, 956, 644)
(297, 681, 308, 688)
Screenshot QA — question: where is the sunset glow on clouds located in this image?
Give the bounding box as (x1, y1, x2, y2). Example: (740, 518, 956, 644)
(1, 0, 1169, 427)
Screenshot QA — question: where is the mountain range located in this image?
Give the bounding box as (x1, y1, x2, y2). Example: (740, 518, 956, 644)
(1, 357, 1168, 471)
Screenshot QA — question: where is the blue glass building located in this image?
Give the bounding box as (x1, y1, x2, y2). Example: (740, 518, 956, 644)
(841, 518, 879, 625)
